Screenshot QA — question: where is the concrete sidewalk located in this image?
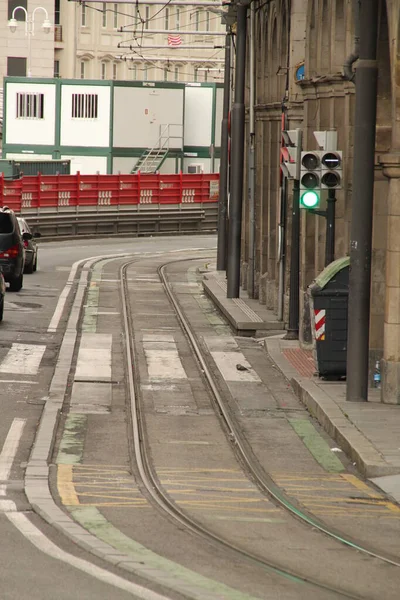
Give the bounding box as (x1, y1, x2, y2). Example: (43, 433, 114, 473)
(203, 269, 400, 503)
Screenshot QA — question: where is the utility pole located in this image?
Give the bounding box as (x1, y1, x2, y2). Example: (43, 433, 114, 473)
(226, 1, 248, 298)
(285, 178, 301, 339)
(247, 1, 256, 298)
(284, 129, 302, 340)
(346, 1, 379, 402)
(217, 29, 231, 271)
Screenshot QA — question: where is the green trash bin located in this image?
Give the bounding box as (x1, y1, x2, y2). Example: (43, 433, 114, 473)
(309, 257, 349, 378)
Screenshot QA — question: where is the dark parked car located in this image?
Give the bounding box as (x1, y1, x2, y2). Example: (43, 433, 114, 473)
(0, 270, 5, 320)
(0, 207, 30, 291)
(17, 217, 41, 274)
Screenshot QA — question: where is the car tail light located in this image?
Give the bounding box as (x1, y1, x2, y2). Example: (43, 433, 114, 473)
(0, 244, 20, 258)
(23, 240, 29, 248)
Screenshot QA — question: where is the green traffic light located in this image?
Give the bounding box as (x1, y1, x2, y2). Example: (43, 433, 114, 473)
(300, 190, 319, 209)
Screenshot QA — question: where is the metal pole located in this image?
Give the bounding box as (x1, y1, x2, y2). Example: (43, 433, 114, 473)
(285, 178, 300, 339)
(226, 2, 248, 298)
(217, 30, 231, 271)
(27, 17, 32, 78)
(325, 189, 336, 266)
(277, 175, 287, 321)
(248, 2, 256, 298)
(346, 0, 379, 402)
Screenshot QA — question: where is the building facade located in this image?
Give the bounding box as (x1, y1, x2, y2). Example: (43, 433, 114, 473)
(58, 1, 226, 83)
(1, 1, 55, 81)
(239, 0, 400, 403)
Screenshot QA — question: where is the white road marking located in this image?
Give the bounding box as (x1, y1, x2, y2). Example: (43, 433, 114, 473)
(144, 349, 187, 380)
(0, 418, 26, 481)
(0, 380, 39, 384)
(7, 511, 172, 600)
(143, 334, 174, 342)
(47, 269, 77, 332)
(75, 333, 112, 381)
(211, 352, 261, 382)
(0, 344, 46, 376)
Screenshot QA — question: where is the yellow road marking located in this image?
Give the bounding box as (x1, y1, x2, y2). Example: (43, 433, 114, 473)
(58, 465, 79, 506)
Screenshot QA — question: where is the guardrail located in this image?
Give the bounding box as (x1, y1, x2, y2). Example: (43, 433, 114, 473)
(0, 172, 219, 237)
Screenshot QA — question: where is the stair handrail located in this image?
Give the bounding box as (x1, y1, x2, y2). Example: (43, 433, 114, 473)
(134, 124, 183, 173)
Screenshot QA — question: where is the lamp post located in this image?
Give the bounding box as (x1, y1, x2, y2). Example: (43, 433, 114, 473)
(8, 6, 52, 78)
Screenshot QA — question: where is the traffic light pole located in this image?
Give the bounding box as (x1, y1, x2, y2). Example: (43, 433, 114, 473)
(285, 178, 301, 339)
(310, 189, 336, 267)
(346, 0, 379, 403)
(216, 29, 231, 272)
(226, 2, 248, 298)
(325, 190, 336, 265)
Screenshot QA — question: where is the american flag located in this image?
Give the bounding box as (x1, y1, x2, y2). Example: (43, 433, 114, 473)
(168, 34, 182, 48)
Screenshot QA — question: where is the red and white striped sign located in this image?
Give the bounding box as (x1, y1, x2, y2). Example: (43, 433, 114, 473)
(315, 309, 326, 341)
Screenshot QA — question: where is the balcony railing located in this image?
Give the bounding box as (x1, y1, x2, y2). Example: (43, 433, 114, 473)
(54, 25, 62, 42)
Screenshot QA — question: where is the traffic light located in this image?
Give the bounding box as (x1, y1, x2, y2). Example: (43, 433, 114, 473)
(299, 150, 343, 209)
(300, 151, 321, 208)
(321, 151, 342, 189)
(280, 130, 302, 180)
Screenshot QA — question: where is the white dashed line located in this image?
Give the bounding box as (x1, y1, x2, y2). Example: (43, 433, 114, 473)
(0, 418, 26, 481)
(0, 344, 46, 376)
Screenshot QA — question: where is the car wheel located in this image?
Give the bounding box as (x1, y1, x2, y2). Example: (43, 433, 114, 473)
(33, 253, 38, 272)
(0, 297, 4, 321)
(9, 273, 23, 292)
(24, 257, 34, 274)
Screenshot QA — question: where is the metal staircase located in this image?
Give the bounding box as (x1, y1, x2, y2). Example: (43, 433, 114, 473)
(131, 124, 182, 174)
(132, 148, 169, 174)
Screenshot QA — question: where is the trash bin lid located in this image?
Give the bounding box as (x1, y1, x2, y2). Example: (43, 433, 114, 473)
(309, 256, 350, 295)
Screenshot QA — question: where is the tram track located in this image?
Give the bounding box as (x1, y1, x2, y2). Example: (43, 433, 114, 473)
(119, 253, 400, 600)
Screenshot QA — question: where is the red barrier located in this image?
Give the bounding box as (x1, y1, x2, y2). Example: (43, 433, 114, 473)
(0, 173, 219, 213)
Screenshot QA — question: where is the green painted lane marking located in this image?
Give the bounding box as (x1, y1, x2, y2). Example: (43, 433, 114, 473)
(57, 413, 87, 465)
(288, 419, 345, 473)
(69, 505, 265, 600)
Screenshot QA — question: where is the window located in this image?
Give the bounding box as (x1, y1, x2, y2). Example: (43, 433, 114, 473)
(7, 57, 26, 77)
(113, 63, 117, 80)
(164, 67, 168, 81)
(16, 93, 44, 119)
(145, 6, 150, 30)
(81, 2, 86, 27)
(8, 0, 27, 21)
(176, 9, 180, 30)
(143, 66, 148, 81)
(72, 94, 98, 119)
(102, 3, 107, 28)
(165, 8, 169, 30)
(195, 10, 200, 31)
(54, 60, 60, 78)
(206, 11, 210, 31)
(130, 64, 137, 80)
(174, 66, 179, 82)
(80, 61, 85, 79)
(204, 71, 208, 82)
(113, 3, 118, 28)
(55, 0, 61, 25)
(101, 62, 106, 80)
(194, 67, 198, 82)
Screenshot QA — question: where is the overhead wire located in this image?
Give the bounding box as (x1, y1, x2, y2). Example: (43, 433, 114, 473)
(77, 1, 228, 81)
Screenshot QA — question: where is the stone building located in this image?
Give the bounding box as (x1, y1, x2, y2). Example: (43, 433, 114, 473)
(240, 0, 399, 402)
(58, 0, 225, 83)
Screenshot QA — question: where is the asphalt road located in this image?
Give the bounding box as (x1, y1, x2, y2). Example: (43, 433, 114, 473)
(1, 234, 400, 600)
(0, 235, 217, 600)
